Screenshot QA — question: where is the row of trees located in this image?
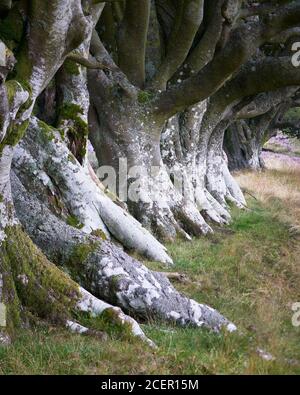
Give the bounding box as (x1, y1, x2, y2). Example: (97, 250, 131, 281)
(0, 0, 300, 345)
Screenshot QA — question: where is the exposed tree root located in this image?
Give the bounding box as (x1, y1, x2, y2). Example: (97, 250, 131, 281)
(0, 224, 154, 346)
(129, 186, 212, 242)
(13, 118, 172, 265)
(12, 171, 236, 334)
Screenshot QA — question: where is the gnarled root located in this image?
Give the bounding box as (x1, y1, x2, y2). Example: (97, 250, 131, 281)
(12, 172, 236, 334)
(12, 118, 172, 265)
(206, 155, 247, 209)
(128, 166, 212, 242)
(0, 224, 154, 346)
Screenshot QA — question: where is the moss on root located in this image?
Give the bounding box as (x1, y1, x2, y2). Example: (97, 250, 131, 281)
(66, 215, 84, 229)
(137, 90, 154, 104)
(37, 120, 56, 142)
(90, 229, 108, 240)
(0, 119, 29, 150)
(63, 59, 81, 76)
(59, 103, 88, 138)
(5, 80, 21, 106)
(0, 226, 81, 340)
(76, 308, 135, 341)
(69, 241, 100, 264)
(63, 240, 100, 283)
(58, 103, 89, 161)
(0, 80, 31, 153)
(0, 265, 21, 341)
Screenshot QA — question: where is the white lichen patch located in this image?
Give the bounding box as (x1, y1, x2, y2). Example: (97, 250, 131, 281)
(190, 299, 203, 324)
(101, 258, 127, 278)
(66, 320, 89, 334)
(168, 311, 181, 320)
(17, 274, 29, 286)
(227, 323, 237, 333)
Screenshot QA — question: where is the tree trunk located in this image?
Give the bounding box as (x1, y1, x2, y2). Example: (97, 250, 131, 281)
(206, 123, 246, 207)
(161, 103, 233, 227)
(13, 118, 173, 265)
(224, 121, 266, 171)
(88, 71, 211, 241)
(1, 1, 155, 345)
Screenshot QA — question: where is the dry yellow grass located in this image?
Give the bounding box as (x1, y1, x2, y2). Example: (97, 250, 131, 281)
(236, 155, 300, 230)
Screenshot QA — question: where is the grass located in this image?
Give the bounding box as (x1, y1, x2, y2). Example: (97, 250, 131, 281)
(264, 135, 300, 157)
(0, 156, 300, 374)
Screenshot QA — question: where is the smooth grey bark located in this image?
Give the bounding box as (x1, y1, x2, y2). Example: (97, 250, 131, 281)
(88, 68, 211, 241)
(13, 118, 173, 264)
(12, 170, 236, 333)
(224, 120, 267, 171)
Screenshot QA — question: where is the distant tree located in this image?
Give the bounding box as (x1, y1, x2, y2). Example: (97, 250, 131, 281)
(279, 107, 300, 139)
(225, 94, 300, 171)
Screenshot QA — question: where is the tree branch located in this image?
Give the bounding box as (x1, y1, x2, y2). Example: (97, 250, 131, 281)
(117, 0, 151, 88)
(66, 53, 114, 70)
(183, 0, 225, 75)
(234, 87, 298, 120)
(150, 2, 300, 120)
(90, 29, 137, 98)
(148, 0, 204, 90)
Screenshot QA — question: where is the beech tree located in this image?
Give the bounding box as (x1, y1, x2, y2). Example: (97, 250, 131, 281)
(0, 0, 300, 345)
(88, 0, 300, 236)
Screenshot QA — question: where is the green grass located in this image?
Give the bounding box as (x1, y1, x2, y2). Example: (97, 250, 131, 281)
(0, 199, 299, 374)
